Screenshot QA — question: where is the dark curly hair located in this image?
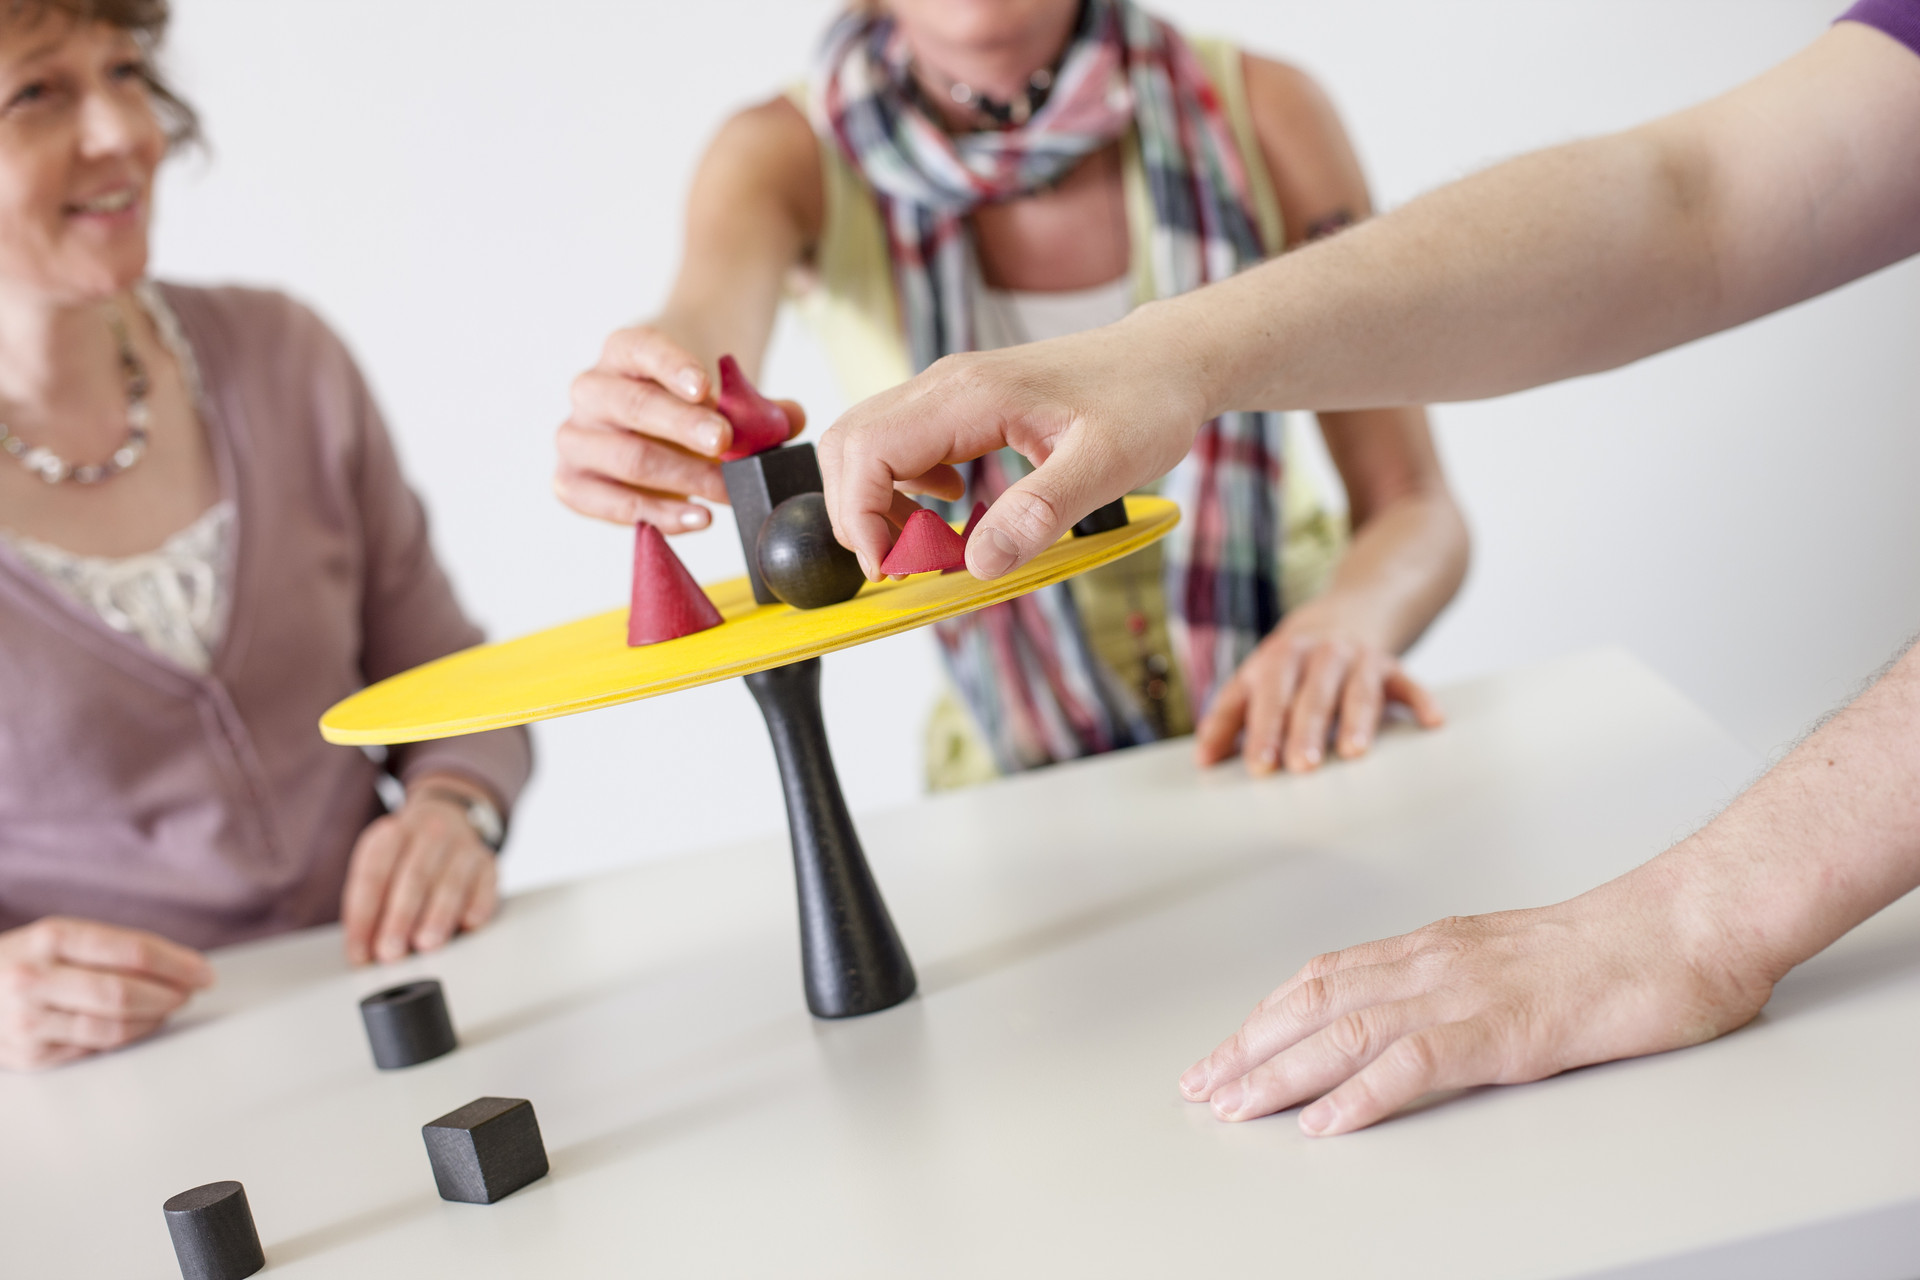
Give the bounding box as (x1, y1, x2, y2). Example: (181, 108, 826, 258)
(4, 0, 199, 147)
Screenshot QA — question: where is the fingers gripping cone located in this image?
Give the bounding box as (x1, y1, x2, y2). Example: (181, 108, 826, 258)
(880, 507, 968, 575)
(628, 523, 723, 647)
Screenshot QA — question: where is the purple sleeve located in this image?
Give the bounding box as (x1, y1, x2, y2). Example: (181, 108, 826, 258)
(1839, 0, 1920, 56)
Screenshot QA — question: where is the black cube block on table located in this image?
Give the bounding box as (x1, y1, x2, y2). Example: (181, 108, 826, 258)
(723, 442, 823, 605)
(422, 1096, 549, 1204)
(162, 1180, 265, 1280)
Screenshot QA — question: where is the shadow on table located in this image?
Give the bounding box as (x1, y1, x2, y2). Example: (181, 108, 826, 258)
(267, 1190, 444, 1268)
(914, 845, 1293, 998)
(547, 1079, 788, 1181)
(1759, 930, 1920, 1023)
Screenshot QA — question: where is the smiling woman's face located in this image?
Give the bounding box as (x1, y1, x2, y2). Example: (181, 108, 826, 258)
(0, 16, 163, 304)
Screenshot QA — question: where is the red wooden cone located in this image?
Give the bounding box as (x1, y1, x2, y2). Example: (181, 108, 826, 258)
(944, 502, 988, 574)
(628, 522, 723, 646)
(880, 507, 967, 575)
(716, 355, 791, 461)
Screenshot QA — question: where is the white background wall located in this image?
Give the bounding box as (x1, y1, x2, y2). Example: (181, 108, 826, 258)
(150, 1, 1920, 892)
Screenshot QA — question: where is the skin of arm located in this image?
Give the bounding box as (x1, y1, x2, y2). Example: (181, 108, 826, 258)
(1183, 638, 1920, 1135)
(819, 24, 1920, 578)
(552, 99, 819, 532)
(815, 22, 1920, 1132)
(1197, 55, 1472, 771)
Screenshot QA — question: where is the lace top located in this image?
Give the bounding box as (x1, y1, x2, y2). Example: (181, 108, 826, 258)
(4, 500, 234, 674)
(0, 283, 234, 674)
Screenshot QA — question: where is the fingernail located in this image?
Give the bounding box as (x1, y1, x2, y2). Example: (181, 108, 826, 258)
(679, 509, 705, 528)
(698, 418, 726, 454)
(1304, 745, 1322, 766)
(1300, 1100, 1336, 1134)
(1211, 1080, 1246, 1118)
(972, 527, 1018, 579)
(677, 369, 704, 400)
(1179, 1062, 1210, 1097)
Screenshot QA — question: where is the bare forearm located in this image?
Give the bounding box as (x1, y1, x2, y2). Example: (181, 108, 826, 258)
(1318, 486, 1468, 655)
(1653, 642, 1920, 987)
(653, 261, 788, 380)
(1141, 26, 1920, 418)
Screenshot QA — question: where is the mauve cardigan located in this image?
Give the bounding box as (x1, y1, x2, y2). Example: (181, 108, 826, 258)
(0, 283, 532, 950)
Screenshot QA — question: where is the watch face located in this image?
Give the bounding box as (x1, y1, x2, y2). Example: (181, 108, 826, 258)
(466, 799, 506, 851)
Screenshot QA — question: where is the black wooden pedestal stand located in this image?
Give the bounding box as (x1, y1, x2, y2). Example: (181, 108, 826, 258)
(743, 657, 916, 1019)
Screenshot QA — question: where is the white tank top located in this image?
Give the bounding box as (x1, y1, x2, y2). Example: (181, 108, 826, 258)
(972, 274, 1134, 349)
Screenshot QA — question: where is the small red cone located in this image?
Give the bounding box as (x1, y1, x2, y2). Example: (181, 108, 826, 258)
(628, 522, 723, 646)
(944, 502, 988, 574)
(880, 507, 967, 576)
(716, 355, 791, 461)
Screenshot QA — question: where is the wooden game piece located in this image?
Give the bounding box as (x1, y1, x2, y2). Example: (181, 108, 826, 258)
(715, 354, 791, 461)
(880, 507, 967, 575)
(629, 522, 723, 646)
(1072, 496, 1131, 537)
(358, 978, 457, 1070)
(744, 658, 916, 1017)
(944, 501, 988, 573)
(756, 493, 865, 610)
(722, 442, 825, 606)
(322, 497, 1179, 1022)
(162, 1181, 265, 1280)
(421, 1097, 549, 1205)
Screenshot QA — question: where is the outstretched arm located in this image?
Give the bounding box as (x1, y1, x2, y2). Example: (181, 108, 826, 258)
(1183, 637, 1920, 1134)
(820, 23, 1920, 578)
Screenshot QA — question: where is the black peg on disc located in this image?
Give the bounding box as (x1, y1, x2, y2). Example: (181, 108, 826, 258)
(757, 493, 865, 610)
(163, 1181, 264, 1280)
(723, 443, 827, 605)
(359, 978, 457, 1069)
(1072, 497, 1131, 537)
(744, 658, 916, 1018)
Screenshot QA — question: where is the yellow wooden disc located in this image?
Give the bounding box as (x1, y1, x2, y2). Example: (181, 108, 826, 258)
(321, 496, 1179, 745)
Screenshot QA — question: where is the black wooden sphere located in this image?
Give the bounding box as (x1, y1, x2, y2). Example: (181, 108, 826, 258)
(756, 493, 865, 610)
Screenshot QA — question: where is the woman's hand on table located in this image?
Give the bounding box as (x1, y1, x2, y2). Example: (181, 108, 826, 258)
(1177, 855, 1775, 1135)
(0, 917, 214, 1071)
(553, 325, 803, 533)
(342, 779, 500, 966)
(1195, 599, 1444, 774)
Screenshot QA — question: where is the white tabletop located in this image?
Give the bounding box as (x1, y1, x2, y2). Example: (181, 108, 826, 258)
(6, 648, 1919, 1279)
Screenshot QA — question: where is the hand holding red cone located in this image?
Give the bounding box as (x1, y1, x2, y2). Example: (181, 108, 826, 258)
(716, 355, 793, 462)
(879, 507, 968, 576)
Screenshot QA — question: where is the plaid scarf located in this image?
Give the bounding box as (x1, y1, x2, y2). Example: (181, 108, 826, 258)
(814, 0, 1284, 770)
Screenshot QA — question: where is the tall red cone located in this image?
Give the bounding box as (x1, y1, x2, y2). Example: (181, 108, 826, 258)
(716, 354, 791, 461)
(628, 522, 723, 646)
(880, 507, 968, 575)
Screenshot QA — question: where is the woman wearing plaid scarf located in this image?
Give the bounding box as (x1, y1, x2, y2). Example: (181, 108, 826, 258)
(554, 0, 1468, 786)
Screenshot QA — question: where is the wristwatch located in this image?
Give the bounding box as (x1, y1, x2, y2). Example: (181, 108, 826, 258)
(421, 787, 506, 853)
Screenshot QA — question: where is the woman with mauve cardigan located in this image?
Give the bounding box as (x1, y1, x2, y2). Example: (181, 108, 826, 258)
(0, 1, 529, 1070)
